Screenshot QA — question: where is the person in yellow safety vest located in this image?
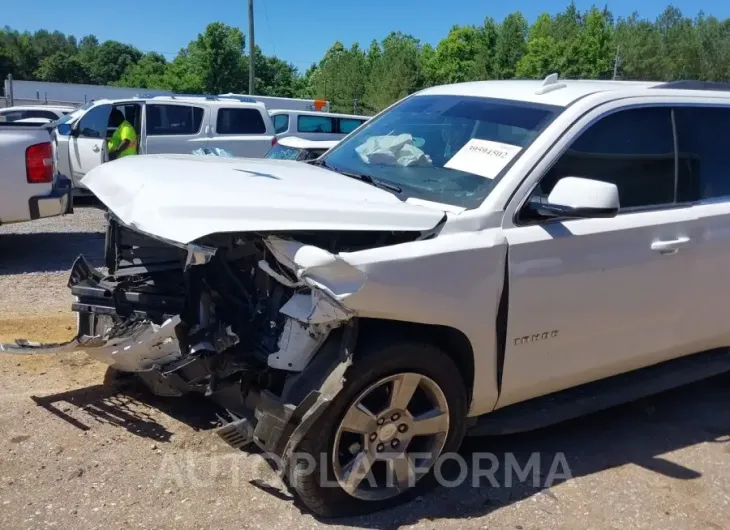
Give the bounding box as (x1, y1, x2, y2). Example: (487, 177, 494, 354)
(107, 109, 138, 161)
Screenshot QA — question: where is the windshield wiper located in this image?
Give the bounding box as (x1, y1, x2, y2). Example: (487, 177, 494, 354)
(317, 160, 403, 194)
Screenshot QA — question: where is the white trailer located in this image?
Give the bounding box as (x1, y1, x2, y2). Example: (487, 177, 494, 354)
(218, 93, 330, 112)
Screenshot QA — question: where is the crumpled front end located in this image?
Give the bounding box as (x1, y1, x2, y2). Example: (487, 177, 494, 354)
(67, 216, 416, 460)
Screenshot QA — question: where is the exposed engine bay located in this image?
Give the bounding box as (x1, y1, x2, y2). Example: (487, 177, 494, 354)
(69, 215, 424, 462)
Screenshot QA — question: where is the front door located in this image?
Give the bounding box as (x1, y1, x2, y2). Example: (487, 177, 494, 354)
(497, 105, 696, 408)
(69, 104, 111, 187)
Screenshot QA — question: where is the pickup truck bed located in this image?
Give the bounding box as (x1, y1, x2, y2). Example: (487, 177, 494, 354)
(0, 122, 72, 225)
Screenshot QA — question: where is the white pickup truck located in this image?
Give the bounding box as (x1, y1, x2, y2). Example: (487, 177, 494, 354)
(63, 76, 730, 516)
(0, 123, 72, 225)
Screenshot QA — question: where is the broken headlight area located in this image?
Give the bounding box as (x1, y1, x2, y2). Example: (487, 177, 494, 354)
(68, 219, 357, 460)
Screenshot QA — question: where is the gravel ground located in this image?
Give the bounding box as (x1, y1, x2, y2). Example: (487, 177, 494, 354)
(0, 208, 729, 529)
(0, 204, 107, 317)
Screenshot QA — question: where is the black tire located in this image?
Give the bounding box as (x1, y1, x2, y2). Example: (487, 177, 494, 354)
(290, 340, 468, 518)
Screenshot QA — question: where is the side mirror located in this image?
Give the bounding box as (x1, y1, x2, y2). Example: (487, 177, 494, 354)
(57, 123, 73, 136)
(535, 177, 619, 219)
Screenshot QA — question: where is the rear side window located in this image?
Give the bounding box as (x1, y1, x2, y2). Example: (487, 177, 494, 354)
(0, 110, 25, 122)
(23, 110, 60, 120)
(217, 108, 267, 135)
(272, 114, 289, 134)
(674, 107, 730, 201)
(298, 115, 334, 134)
(338, 118, 365, 134)
(535, 107, 676, 210)
(147, 104, 204, 136)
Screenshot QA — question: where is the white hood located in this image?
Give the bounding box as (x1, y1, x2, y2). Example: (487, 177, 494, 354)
(82, 155, 445, 244)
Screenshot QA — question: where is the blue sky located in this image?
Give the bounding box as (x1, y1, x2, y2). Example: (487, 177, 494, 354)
(4, 0, 729, 72)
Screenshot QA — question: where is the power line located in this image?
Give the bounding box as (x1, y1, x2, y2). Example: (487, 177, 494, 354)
(260, 0, 276, 57)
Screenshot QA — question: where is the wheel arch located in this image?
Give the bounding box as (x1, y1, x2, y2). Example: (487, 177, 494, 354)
(355, 318, 476, 406)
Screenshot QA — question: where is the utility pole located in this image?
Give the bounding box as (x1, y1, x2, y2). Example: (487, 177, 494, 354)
(7, 74, 14, 107)
(248, 0, 255, 95)
(612, 46, 620, 80)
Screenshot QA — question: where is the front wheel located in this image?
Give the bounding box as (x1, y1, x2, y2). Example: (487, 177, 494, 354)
(291, 341, 468, 517)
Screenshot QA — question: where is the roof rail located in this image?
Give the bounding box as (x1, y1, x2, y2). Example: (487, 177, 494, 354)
(535, 73, 568, 95)
(652, 80, 730, 91)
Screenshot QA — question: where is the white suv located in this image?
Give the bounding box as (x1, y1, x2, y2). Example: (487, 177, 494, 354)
(54, 96, 276, 192)
(66, 76, 730, 516)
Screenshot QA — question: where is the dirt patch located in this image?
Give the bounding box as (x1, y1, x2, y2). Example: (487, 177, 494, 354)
(0, 312, 77, 344)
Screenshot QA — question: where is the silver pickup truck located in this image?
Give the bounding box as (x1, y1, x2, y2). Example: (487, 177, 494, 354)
(0, 122, 72, 225)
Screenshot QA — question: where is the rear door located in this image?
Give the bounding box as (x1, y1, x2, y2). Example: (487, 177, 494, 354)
(69, 103, 111, 186)
(211, 106, 274, 157)
(672, 104, 730, 351)
(144, 103, 208, 154)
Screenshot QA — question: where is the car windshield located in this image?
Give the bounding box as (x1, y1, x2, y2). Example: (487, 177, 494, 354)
(320, 94, 561, 209)
(266, 144, 301, 160)
(54, 103, 92, 126)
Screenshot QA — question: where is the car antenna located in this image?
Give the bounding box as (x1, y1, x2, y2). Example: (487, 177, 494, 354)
(535, 73, 567, 95)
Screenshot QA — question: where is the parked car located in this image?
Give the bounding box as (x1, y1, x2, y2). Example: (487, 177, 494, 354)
(264, 136, 338, 162)
(0, 105, 75, 123)
(53, 96, 276, 194)
(14, 117, 53, 124)
(0, 122, 71, 225)
(269, 109, 368, 141)
(65, 76, 730, 517)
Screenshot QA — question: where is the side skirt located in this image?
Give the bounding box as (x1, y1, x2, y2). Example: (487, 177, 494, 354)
(469, 347, 730, 436)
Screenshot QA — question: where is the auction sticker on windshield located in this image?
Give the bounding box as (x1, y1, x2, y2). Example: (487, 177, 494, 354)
(444, 139, 522, 179)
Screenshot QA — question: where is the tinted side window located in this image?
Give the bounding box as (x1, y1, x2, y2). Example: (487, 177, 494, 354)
(147, 105, 204, 136)
(0, 111, 24, 122)
(674, 107, 730, 201)
(536, 107, 676, 210)
(78, 105, 111, 138)
(216, 108, 267, 134)
(24, 110, 60, 120)
(338, 118, 364, 134)
(272, 114, 289, 134)
(298, 115, 334, 133)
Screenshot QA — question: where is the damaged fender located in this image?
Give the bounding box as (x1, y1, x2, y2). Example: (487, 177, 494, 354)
(258, 236, 362, 373)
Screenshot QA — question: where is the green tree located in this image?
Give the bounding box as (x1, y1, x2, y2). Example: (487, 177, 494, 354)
(0, 28, 39, 79)
(35, 51, 90, 83)
(365, 32, 423, 112)
(311, 42, 368, 113)
(428, 25, 485, 84)
(117, 52, 168, 89)
(162, 52, 204, 93)
(695, 14, 730, 81)
(614, 13, 664, 79)
(0, 46, 15, 81)
(573, 7, 615, 78)
(656, 6, 702, 79)
(83, 40, 142, 85)
(472, 17, 500, 80)
(253, 47, 302, 97)
(186, 22, 246, 94)
(516, 13, 563, 78)
(494, 12, 528, 79)
(419, 43, 438, 86)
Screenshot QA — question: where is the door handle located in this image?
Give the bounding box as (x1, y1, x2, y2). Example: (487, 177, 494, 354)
(651, 237, 690, 255)
(92, 145, 100, 153)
